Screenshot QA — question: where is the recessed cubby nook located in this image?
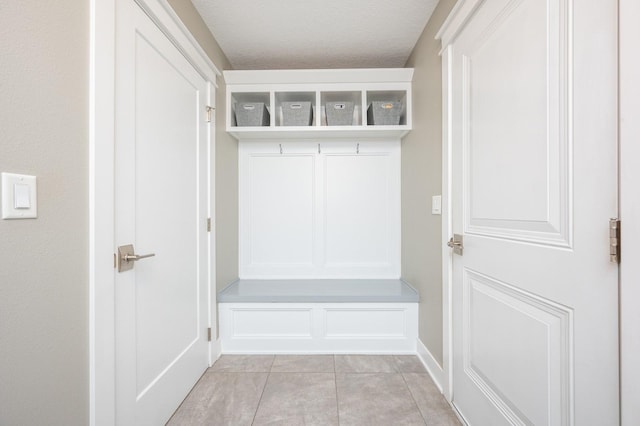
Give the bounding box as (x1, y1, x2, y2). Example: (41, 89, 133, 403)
(366, 90, 408, 126)
(222, 69, 416, 353)
(274, 91, 317, 127)
(230, 92, 271, 127)
(225, 68, 412, 139)
(320, 91, 362, 126)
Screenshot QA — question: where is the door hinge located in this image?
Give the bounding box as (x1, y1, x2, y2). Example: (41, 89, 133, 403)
(207, 327, 212, 342)
(206, 106, 215, 123)
(610, 218, 620, 263)
(207, 218, 212, 232)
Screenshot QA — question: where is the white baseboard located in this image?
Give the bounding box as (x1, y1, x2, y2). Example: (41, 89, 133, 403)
(416, 338, 444, 393)
(209, 339, 222, 366)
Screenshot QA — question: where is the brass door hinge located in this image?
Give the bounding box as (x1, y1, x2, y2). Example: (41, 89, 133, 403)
(207, 218, 212, 232)
(207, 327, 212, 342)
(206, 106, 215, 123)
(610, 218, 620, 263)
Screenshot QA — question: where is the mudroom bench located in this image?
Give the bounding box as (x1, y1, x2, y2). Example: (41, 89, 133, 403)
(218, 279, 419, 354)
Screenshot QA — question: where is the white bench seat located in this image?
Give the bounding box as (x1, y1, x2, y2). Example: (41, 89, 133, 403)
(217, 279, 419, 354)
(218, 278, 419, 303)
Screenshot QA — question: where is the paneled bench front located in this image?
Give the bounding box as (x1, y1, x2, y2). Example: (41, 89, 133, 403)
(218, 279, 419, 354)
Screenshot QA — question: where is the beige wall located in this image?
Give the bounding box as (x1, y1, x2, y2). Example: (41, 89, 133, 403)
(0, 2, 89, 425)
(167, 0, 238, 291)
(0, 1, 233, 424)
(402, 0, 457, 367)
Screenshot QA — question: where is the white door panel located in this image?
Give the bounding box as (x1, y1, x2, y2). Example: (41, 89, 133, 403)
(447, 0, 618, 424)
(115, 0, 210, 424)
(461, 0, 571, 247)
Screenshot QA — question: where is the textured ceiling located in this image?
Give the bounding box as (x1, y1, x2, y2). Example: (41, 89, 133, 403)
(192, 0, 439, 70)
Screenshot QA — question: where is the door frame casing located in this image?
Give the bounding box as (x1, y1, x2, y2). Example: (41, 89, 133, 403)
(620, 0, 640, 423)
(89, 1, 220, 424)
(436, 0, 485, 404)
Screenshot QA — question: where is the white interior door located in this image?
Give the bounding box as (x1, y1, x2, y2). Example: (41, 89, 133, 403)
(114, 0, 210, 423)
(447, 0, 618, 424)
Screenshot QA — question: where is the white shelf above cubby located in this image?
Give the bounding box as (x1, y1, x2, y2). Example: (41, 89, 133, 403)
(224, 68, 413, 140)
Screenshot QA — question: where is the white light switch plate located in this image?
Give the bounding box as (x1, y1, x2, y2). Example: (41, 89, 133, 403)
(431, 195, 442, 215)
(2, 172, 37, 219)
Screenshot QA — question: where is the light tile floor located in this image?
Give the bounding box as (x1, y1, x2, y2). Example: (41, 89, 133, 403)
(168, 355, 461, 426)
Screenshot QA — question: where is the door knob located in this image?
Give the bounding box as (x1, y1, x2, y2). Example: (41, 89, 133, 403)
(122, 252, 156, 262)
(447, 234, 464, 255)
(118, 244, 155, 272)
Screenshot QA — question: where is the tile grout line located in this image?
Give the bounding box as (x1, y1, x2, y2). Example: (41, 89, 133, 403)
(333, 354, 341, 425)
(166, 366, 211, 424)
(395, 355, 428, 425)
(401, 372, 429, 425)
(250, 355, 276, 426)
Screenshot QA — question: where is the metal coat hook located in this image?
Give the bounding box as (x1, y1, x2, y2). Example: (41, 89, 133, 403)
(356, 143, 360, 154)
(318, 143, 321, 154)
(279, 144, 283, 154)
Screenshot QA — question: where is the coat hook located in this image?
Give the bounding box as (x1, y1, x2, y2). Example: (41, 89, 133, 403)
(318, 143, 321, 154)
(279, 144, 283, 154)
(356, 143, 360, 154)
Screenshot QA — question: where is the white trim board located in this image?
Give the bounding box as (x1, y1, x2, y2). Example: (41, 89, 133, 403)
(416, 339, 468, 426)
(89, 0, 116, 422)
(224, 68, 414, 85)
(89, 1, 218, 424)
(620, 0, 640, 423)
(440, 43, 454, 403)
(211, 339, 222, 364)
(416, 338, 444, 393)
(435, 0, 491, 405)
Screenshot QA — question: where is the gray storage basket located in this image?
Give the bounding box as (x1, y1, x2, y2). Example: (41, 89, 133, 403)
(367, 101, 402, 125)
(235, 102, 270, 127)
(282, 101, 313, 126)
(325, 101, 355, 126)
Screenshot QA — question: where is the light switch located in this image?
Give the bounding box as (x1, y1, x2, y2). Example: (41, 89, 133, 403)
(14, 183, 30, 209)
(2, 173, 37, 219)
(432, 195, 442, 215)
